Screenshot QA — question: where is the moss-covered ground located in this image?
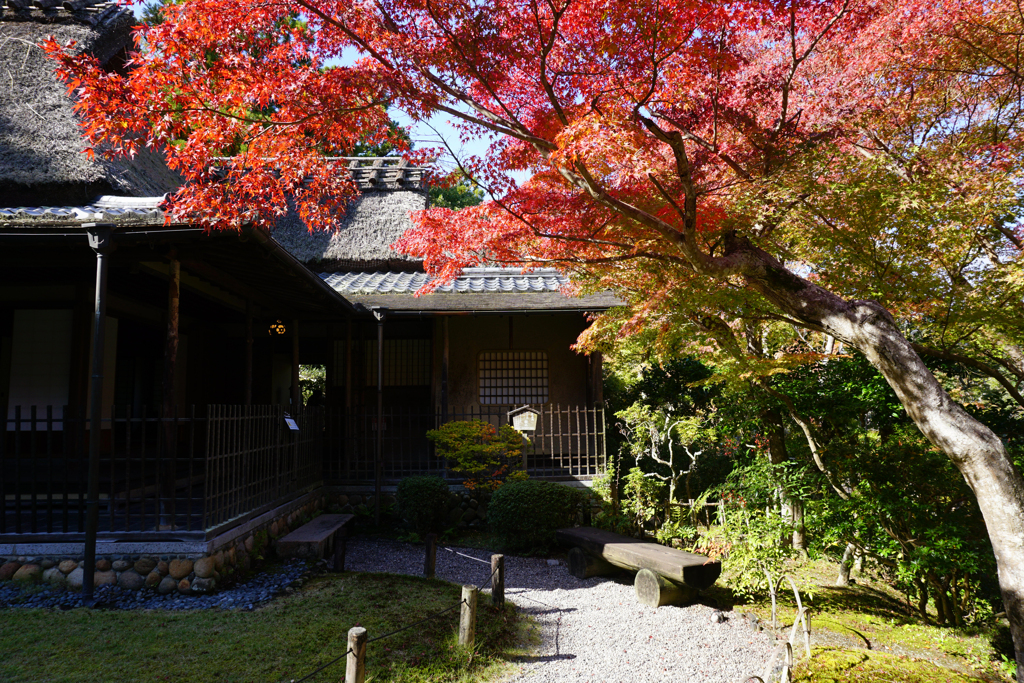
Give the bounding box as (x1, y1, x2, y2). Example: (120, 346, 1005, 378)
(0, 571, 528, 683)
(706, 558, 1016, 682)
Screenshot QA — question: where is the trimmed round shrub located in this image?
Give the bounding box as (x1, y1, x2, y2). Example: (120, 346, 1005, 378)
(397, 476, 450, 536)
(488, 480, 586, 552)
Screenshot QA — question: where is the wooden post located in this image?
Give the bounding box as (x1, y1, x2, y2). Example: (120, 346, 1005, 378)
(160, 257, 180, 530)
(634, 568, 696, 608)
(244, 301, 253, 406)
(567, 546, 618, 579)
(291, 318, 300, 410)
(491, 554, 504, 606)
(424, 533, 437, 578)
(441, 317, 449, 423)
(459, 585, 478, 647)
(345, 626, 367, 683)
(345, 317, 353, 411)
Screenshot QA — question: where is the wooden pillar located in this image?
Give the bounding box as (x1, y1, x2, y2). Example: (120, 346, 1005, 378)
(160, 257, 181, 530)
(587, 351, 603, 405)
(291, 318, 300, 410)
(345, 317, 353, 411)
(441, 317, 449, 422)
(163, 257, 180, 418)
(244, 301, 253, 406)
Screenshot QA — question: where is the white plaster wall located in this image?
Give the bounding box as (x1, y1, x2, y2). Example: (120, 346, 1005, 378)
(7, 309, 73, 421)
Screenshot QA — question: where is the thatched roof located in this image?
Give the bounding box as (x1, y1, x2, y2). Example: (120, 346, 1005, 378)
(0, 0, 181, 207)
(271, 160, 428, 271)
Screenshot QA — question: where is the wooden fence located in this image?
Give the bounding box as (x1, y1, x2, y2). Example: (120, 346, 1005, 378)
(324, 404, 606, 482)
(2, 402, 607, 536)
(0, 405, 324, 536)
(203, 405, 323, 529)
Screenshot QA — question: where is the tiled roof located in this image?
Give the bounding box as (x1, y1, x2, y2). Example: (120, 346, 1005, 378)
(320, 268, 623, 312)
(0, 196, 165, 223)
(322, 268, 569, 294)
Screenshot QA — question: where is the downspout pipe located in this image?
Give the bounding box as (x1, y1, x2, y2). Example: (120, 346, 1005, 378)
(371, 307, 387, 526)
(82, 223, 115, 606)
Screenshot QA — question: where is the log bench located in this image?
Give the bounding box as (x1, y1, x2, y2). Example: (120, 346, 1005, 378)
(556, 526, 721, 608)
(276, 513, 355, 571)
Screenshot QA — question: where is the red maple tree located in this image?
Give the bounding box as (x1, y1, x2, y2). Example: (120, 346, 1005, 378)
(47, 0, 1024, 672)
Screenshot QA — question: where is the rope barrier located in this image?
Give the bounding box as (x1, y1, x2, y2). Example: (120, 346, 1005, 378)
(290, 647, 354, 683)
(292, 547, 506, 681)
(482, 561, 501, 590)
(366, 600, 466, 644)
(440, 546, 491, 565)
(290, 594, 474, 681)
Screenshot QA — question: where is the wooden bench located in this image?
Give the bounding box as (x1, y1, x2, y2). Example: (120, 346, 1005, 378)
(277, 513, 355, 571)
(556, 526, 721, 608)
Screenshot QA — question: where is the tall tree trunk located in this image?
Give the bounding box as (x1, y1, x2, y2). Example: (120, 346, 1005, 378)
(836, 543, 855, 586)
(791, 499, 807, 554)
(726, 237, 1024, 678)
(914, 577, 931, 623)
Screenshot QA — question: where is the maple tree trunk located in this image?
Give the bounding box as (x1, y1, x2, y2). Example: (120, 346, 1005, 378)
(728, 239, 1024, 679)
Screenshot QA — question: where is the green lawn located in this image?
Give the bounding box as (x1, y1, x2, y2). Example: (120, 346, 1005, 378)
(0, 572, 526, 683)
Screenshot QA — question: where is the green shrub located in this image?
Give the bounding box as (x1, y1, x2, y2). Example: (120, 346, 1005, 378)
(397, 476, 450, 536)
(488, 480, 585, 552)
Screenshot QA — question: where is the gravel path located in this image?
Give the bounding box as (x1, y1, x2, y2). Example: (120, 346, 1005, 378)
(346, 537, 778, 683)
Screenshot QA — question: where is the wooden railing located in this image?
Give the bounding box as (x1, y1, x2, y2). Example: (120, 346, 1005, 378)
(0, 405, 324, 537)
(324, 404, 606, 482)
(203, 405, 323, 530)
(2, 402, 606, 536)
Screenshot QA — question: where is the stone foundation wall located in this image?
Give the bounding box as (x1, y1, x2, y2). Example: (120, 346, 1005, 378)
(0, 494, 329, 595)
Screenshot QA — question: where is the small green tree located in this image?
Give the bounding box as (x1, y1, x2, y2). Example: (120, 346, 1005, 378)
(426, 420, 527, 491)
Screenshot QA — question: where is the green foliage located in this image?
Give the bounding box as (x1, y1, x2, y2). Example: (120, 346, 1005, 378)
(428, 175, 485, 209)
(488, 480, 585, 552)
(427, 420, 526, 491)
(694, 460, 803, 598)
(298, 364, 325, 404)
(397, 476, 451, 536)
(621, 467, 664, 533)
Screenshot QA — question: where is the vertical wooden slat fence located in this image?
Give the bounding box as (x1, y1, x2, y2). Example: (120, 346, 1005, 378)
(203, 405, 324, 530)
(324, 404, 606, 482)
(2, 404, 324, 536)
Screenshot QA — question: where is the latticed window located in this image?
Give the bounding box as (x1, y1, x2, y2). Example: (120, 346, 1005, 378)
(479, 351, 548, 405)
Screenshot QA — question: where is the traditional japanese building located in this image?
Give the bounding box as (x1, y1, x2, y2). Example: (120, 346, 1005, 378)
(0, 0, 614, 574)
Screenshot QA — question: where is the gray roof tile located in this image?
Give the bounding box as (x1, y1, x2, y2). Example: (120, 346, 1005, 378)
(320, 267, 624, 312)
(0, 195, 165, 223)
(322, 268, 573, 295)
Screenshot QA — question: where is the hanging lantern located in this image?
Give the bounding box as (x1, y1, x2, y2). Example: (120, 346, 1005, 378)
(269, 320, 287, 335)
